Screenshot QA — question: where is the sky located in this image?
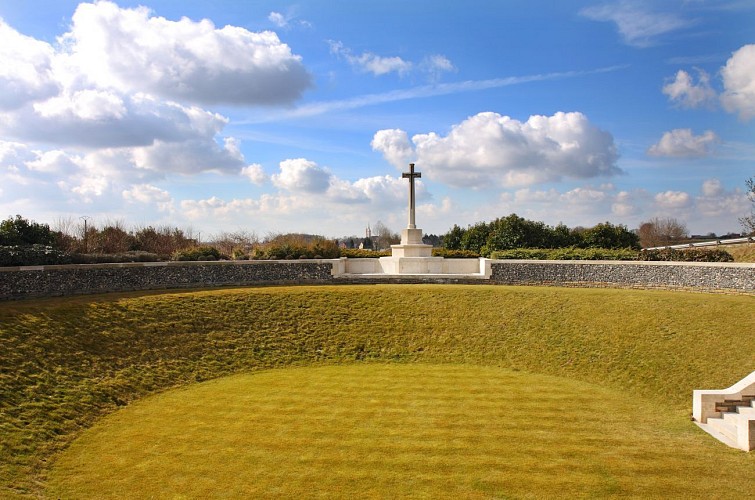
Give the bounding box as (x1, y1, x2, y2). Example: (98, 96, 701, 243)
(0, 0, 753, 240)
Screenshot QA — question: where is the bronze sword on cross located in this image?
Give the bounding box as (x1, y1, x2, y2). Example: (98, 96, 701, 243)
(402, 163, 420, 229)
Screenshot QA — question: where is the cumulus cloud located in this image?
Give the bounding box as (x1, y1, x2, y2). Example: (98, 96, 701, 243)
(132, 137, 245, 175)
(0, 3, 309, 184)
(180, 171, 416, 230)
(122, 184, 174, 212)
(272, 158, 332, 193)
(654, 190, 692, 209)
(54, 1, 311, 105)
(695, 179, 749, 218)
(374, 111, 620, 188)
(5, 94, 230, 149)
(0, 21, 59, 110)
(241, 164, 267, 185)
(720, 44, 755, 121)
(580, 1, 692, 48)
(647, 129, 718, 157)
(370, 129, 414, 168)
(701, 178, 724, 198)
(662, 69, 716, 109)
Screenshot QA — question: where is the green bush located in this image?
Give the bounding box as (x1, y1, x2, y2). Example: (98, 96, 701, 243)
(490, 248, 551, 260)
(432, 248, 480, 258)
(0, 245, 71, 266)
(251, 235, 341, 260)
(490, 247, 638, 261)
(0, 215, 57, 246)
(442, 214, 640, 254)
(69, 251, 160, 264)
(339, 248, 391, 258)
(639, 248, 734, 262)
(172, 246, 223, 261)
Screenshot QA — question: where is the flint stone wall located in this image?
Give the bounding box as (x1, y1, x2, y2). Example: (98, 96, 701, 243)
(490, 260, 754, 293)
(1, 259, 752, 301)
(0, 260, 333, 300)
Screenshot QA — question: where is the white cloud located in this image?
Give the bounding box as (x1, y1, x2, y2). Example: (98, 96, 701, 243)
(720, 44, 755, 121)
(701, 178, 724, 197)
(695, 179, 749, 219)
(33, 89, 127, 121)
(132, 136, 245, 175)
(268, 12, 288, 28)
(241, 164, 267, 185)
(420, 54, 457, 81)
(611, 190, 639, 217)
(54, 1, 311, 105)
(0, 20, 58, 110)
(580, 1, 692, 48)
(272, 158, 332, 193)
(662, 69, 716, 108)
(267, 10, 311, 30)
(24, 149, 81, 174)
(647, 129, 718, 157)
(328, 41, 412, 76)
(374, 111, 620, 188)
(654, 190, 692, 209)
(370, 129, 414, 169)
(122, 184, 174, 212)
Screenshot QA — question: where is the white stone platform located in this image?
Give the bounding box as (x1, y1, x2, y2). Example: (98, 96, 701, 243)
(331, 257, 491, 277)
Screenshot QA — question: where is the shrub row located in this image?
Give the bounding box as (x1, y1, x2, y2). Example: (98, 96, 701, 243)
(432, 248, 480, 258)
(69, 251, 160, 264)
(490, 247, 639, 261)
(639, 248, 734, 262)
(172, 246, 223, 261)
(338, 248, 392, 259)
(0, 245, 71, 266)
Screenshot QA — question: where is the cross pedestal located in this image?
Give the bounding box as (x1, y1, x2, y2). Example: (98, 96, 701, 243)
(380, 163, 436, 272)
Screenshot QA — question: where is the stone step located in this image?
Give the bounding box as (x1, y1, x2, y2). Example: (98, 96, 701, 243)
(706, 416, 738, 443)
(715, 399, 753, 412)
(722, 412, 745, 425)
(734, 405, 755, 415)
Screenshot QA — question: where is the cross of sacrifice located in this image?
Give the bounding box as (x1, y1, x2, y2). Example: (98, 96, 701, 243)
(402, 163, 421, 229)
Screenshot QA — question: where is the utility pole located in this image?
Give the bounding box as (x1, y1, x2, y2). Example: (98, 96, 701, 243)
(80, 216, 90, 253)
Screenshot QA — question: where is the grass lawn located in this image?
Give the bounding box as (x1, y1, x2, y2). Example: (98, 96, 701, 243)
(48, 364, 754, 498)
(1, 285, 754, 497)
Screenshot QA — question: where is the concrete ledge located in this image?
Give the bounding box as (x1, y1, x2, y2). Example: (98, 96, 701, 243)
(693, 371, 755, 423)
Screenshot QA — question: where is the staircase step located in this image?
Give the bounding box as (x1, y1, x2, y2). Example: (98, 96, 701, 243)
(706, 417, 737, 443)
(722, 412, 744, 425)
(735, 406, 755, 415)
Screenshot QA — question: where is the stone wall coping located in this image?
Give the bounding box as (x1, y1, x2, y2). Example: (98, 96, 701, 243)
(2, 258, 752, 273)
(0, 259, 340, 273)
(490, 259, 754, 269)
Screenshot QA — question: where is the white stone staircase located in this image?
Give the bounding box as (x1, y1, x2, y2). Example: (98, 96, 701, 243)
(693, 371, 755, 452)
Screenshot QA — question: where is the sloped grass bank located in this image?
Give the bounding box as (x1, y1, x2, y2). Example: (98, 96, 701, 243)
(1, 285, 754, 497)
(48, 365, 753, 498)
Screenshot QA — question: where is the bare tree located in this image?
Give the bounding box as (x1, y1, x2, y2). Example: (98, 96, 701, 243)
(211, 230, 259, 258)
(638, 217, 689, 248)
(373, 221, 399, 250)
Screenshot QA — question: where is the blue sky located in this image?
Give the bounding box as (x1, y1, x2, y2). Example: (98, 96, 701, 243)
(1, 0, 753, 239)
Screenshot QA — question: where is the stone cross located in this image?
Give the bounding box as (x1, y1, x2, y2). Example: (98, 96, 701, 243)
(402, 163, 420, 229)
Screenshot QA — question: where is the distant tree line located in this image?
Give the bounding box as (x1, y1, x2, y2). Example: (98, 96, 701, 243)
(441, 214, 640, 257)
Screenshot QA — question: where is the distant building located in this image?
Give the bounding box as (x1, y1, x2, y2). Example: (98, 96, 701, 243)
(358, 223, 378, 250)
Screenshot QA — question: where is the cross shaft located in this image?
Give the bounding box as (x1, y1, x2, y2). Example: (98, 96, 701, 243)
(402, 163, 421, 229)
